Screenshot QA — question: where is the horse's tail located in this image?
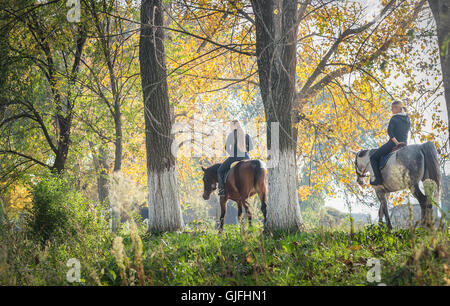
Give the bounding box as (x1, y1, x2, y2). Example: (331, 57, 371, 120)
(233, 161, 243, 193)
(421, 141, 441, 192)
(250, 160, 265, 189)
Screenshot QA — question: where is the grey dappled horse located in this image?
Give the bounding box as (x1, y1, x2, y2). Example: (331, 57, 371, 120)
(352, 142, 441, 229)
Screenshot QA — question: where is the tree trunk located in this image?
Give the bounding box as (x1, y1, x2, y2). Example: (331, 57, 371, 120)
(251, 0, 304, 233)
(52, 27, 86, 174)
(429, 0, 450, 143)
(87, 0, 123, 172)
(107, 37, 122, 173)
(0, 17, 9, 122)
(90, 142, 109, 205)
(0, 196, 5, 224)
(139, 0, 184, 232)
(113, 105, 122, 172)
(53, 114, 72, 173)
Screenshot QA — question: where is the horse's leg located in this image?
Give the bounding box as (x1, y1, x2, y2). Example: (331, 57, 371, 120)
(422, 184, 437, 228)
(258, 191, 267, 222)
(243, 200, 252, 226)
(219, 196, 227, 232)
(411, 184, 431, 228)
(375, 191, 392, 230)
(375, 191, 384, 224)
(237, 201, 243, 224)
(256, 172, 267, 223)
(383, 198, 392, 230)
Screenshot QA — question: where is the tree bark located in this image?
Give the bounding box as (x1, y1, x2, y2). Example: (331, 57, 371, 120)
(251, 0, 304, 233)
(90, 142, 110, 205)
(139, 0, 184, 232)
(113, 105, 122, 172)
(52, 27, 87, 173)
(86, 0, 123, 172)
(429, 0, 450, 143)
(53, 114, 72, 173)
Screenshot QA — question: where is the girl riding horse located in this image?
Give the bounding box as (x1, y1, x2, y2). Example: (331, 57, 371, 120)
(202, 120, 267, 231)
(370, 100, 411, 186)
(217, 120, 254, 195)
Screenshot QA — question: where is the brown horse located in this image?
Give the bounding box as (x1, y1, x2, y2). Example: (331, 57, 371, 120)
(202, 159, 267, 231)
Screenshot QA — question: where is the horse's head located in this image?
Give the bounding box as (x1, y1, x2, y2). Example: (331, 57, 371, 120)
(201, 165, 219, 200)
(351, 149, 371, 186)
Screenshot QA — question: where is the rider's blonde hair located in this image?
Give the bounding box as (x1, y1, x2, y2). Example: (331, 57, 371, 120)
(392, 100, 407, 113)
(231, 119, 246, 153)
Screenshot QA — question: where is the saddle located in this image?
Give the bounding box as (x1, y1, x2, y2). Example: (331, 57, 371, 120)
(392, 142, 406, 152)
(223, 160, 246, 184)
(379, 142, 406, 169)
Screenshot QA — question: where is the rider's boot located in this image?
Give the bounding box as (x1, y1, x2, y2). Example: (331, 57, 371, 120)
(370, 169, 383, 186)
(369, 155, 383, 186)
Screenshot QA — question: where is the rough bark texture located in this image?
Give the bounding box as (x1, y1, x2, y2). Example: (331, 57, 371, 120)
(53, 114, 72, 173)
(0, 16, 9, 121)
(87, 0, 123, 172)
(90, 143, 109, 205)
(139, 0, 184, 232)
(0, 197, 5, 224)
(442, 174, 450, 212)
(113, 107, 122, 172)
(251, 0, 304, 233)
(429, 0, 450, 141)
(52, 28, 87, 173)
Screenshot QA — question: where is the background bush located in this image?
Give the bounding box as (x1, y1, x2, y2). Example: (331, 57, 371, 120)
(27, 174, 89, 243)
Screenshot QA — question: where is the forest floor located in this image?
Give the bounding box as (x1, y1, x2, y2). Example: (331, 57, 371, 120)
(1, 218, 448, 286)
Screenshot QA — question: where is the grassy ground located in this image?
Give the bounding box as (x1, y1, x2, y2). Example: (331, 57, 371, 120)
(137, 222, 449, 286)
(1, 217, 448, 286)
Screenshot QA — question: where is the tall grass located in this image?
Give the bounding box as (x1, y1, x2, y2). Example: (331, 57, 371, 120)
(0, 173, 448, 285)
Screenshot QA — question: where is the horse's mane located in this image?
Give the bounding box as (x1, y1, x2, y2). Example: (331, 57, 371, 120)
(205, 163, 221, 174)
(358, 149, 377, 157)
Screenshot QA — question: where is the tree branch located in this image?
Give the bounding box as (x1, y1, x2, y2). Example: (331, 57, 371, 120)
(0, 150, 50, 168)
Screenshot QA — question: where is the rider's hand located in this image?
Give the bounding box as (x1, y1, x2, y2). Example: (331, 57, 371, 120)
(391, 137, 399, 146)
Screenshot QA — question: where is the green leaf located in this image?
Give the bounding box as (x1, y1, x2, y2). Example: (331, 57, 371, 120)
(110, 270, 116, 280)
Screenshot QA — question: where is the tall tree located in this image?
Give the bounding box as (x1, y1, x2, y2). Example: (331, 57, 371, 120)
(82, 0, 140, 230)
(0, 1, 87, 175)
(428, 0, 450, 142)
(139, 0, 184, 232)
(250, 0, 304, 232)
(83, 0, 135, 172)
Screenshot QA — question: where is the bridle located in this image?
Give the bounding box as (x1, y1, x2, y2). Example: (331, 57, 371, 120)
(354, 154, 370, 178)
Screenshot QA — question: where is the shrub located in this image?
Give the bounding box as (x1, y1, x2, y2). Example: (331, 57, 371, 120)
(1, 173, 113, 285)
(27, 173, 98, 243)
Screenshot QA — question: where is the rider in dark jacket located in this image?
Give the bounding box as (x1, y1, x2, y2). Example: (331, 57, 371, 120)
(370, 101, 411, 186)
(217, 120, 254, 196)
